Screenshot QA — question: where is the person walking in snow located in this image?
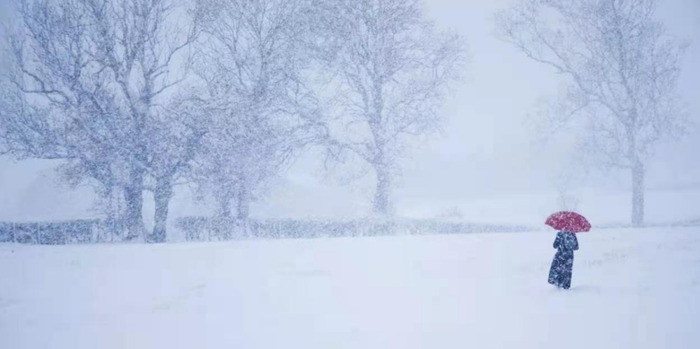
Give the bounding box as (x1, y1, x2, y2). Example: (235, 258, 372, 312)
(548, 231, 579, 289)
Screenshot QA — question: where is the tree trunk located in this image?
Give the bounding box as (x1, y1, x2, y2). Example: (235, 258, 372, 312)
(235, 184, 251, 237)
(372, 164, 392, 216)
(103, 185, 116, 239)
(626, 124, 645, 227)
(124, 166, 145, 240)
(370, 74, 390, 216)
(236, 184, 250, 220)
(214, 193, 234, 239)
(149, 176, 173, 243)
(217, 194, 233, 218)
(631, 159, 645, 227)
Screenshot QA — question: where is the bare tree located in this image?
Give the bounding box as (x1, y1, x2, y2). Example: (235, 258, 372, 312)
(2, 0, 199, 240)
(192, 0, 320, 228)
(312, 0, 465, 216)
(145, 94, 206, 242)
(497, 0, 687, 226)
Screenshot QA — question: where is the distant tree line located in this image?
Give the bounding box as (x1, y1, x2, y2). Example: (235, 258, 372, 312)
(0, 0, 465, 242)
(0, 0, 689, 242)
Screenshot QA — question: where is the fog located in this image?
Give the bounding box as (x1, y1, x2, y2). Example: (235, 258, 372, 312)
(0, 0, 698, 228)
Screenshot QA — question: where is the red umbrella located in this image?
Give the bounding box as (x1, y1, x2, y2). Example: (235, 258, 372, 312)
(545, 211, 591, 233)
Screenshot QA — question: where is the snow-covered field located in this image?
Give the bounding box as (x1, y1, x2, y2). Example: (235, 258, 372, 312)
(2, 227, 699, 349)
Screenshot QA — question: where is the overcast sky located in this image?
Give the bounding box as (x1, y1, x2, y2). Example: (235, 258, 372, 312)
(0, 0, 698, 221)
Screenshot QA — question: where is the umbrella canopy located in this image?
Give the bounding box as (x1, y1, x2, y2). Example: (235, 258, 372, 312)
(545, 211, 591, 233)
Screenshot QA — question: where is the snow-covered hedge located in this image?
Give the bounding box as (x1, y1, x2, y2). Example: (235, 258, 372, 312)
(175, 217, 533, 241)
(0, 220, 99, 244)
(0, 218, 534, 245)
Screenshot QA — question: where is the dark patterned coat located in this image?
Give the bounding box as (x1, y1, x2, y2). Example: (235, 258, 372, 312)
(548, 231, 579, 289)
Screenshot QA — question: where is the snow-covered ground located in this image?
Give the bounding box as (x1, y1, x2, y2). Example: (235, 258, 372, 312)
(2, 227, 699, 349)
